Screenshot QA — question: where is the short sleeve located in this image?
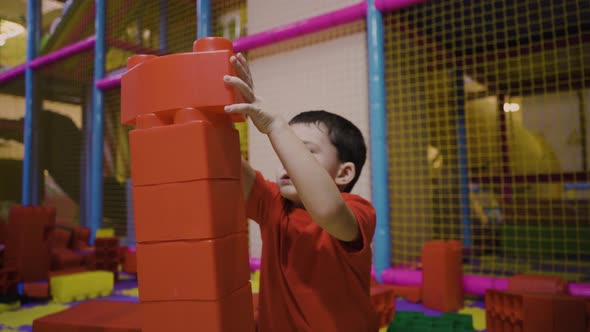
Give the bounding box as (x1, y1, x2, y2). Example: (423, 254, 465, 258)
(337, 194, 376, 254)
(245, 171, 281, 227)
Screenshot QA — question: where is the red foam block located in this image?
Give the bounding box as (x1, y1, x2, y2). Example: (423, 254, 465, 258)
(132, 179, 246, 243)
(421, 240, 464, 312)
(129, 118, 241, 185)
(140, 284, 255, 332)
(137, 233, 250, 301)
(121, 40, 243, 126)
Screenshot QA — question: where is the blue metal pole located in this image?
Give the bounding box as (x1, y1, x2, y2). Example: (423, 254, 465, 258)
(159, 0, 168, 51)
(367, 0, 390, 282)
(81, 88, 94, 228)
(22, 0, 41, 205)
(456, 69, 471, 247)
(135, 16, 143, 45)
(197, 0, 211, 38)
(126, 179, 135, 246)
(90, 0, 107, 243)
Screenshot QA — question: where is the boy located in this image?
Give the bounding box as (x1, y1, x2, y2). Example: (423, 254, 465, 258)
(224, 53, 378, 332)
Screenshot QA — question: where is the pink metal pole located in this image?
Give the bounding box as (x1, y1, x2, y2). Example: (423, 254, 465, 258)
(0, 64, 26, 84)
(0, 37, 95, 84)
(569, 283, 590, 297)
(249, 257, 261, 271)
(29, 36, 96, 69)
(462, 275, 494, 296)
(232, 2, 366, 52)
(96, 73, 123, 90)
(493, 277, 509, 291)
(98, 3, 367, 89)
(380, 268, 422, 285)
(374, 0, 428, 12)
(377, 268, 590, 297)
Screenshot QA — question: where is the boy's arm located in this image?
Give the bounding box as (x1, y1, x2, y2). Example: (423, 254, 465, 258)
(224, 54, 359, 242)
(241, 157, 277, 227)
(241, 157, 257, 202)
(266, 119, 360, 242)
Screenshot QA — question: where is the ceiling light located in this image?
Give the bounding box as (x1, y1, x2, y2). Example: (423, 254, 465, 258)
(503, 103, 520, 112)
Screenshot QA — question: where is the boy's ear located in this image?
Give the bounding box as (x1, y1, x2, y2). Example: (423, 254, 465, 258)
(335, 162, 356, 189)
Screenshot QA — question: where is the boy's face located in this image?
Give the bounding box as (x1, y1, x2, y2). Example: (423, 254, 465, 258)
(276, 123, 342, 203)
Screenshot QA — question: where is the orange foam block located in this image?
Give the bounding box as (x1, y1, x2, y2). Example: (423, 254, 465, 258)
(140, 284, 255, 332)
(421, 240, 464, 312)
(136, 233, 250, 301)
(508, 274, 569, 295)
(133, 179, 246, 243)
(121, 38, 243, 126)
(129, 117, 241, 186)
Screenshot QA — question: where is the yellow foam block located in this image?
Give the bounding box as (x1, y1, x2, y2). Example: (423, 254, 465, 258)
(0, 301, 20, 313)
(50, 271, 114, 303)
(250, 270, 260, 293)
(120, 287, 139, 297)
(458, 307, 486, 331)
(95, 228, 115, 238)
(0, 303, 69, 328)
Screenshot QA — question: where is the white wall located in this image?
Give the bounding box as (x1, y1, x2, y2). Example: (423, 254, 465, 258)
(248, 0, 361, 34)
(522, 91, 584, 172)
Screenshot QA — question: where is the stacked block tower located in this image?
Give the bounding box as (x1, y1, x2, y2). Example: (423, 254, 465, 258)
(121, 37, 254, 332)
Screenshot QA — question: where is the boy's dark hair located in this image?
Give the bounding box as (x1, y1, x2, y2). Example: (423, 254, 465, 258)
(289, 110, 367, 193)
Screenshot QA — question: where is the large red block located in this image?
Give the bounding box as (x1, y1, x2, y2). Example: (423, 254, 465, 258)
(5, 206, 54, 282)
(129, 117, 241, 185)
(140, 284, 255, 332)
(553, 295, 587, 332)
(509, 274, 568, 295)
(33, 300, 142, 332)
(133, 179, 246, 242)
(137, 233, 250, 301)
(8, 205, 56, 227)
(421, 240, 464, 312)
(486, 290, 588, 332)
(522, 295, 554, 332)
(121, 38, 242, 126)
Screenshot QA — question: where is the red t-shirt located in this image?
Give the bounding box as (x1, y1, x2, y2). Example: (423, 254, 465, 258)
(246, 171, 378, 332)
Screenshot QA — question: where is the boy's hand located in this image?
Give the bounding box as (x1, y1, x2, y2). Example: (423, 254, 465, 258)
(224, 53, 282, 134)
